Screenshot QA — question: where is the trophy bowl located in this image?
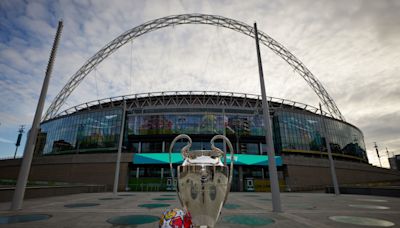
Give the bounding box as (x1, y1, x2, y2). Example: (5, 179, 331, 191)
(169, 134, 234, 228)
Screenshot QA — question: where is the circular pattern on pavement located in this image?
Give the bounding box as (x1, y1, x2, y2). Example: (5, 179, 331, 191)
(98, 197, 122, 200)
(222, 215, 275, 226)
(348, 204, 389, 210)
(285, 204, 316, 210)
(64, 203, 100, 208)
(329, 216, 395, 227)
(244, 194, 260, 197)
(0, 214, 51, 224)
(160, 194, 176, 197)
(357, 199, 388, 203)
(223, 203, 241, 209)
(107, 215, 159, 225)
(152, 197, 175, 201)
(138, 203, 170, 209)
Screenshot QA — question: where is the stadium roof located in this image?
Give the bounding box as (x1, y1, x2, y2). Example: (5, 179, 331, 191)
(52, 91, 333, 120)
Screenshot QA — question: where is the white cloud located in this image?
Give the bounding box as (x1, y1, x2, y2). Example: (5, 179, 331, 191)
(0, 137, 14, 144)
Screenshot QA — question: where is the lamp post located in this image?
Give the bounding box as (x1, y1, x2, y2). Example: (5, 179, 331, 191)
(14, 126, 25, 159)
(319, 103, 340, 195)
(11, 21, 63, 211)
(113, 100, 127, 195)
(222, 100, 227, 155)
(374, 142, 382, 167)
(254, 23, 282, 212)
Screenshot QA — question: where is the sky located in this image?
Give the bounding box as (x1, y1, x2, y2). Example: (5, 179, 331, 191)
(0, 0, 399, 168)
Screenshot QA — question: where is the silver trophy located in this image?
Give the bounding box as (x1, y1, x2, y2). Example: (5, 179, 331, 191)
(169, 134, 234, 228)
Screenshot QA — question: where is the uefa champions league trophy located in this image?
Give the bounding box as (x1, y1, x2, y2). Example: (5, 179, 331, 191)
(169, 134, 234, 228)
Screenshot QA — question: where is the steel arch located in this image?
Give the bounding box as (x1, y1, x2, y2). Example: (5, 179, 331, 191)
(44, 14, 345, 121)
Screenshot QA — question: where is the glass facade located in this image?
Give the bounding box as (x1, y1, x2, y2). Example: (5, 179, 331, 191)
(127, 114, 264, 136)
(36, 102, 367, 162)
(275, 110, 367, 160)
(38, 108, 123, 155)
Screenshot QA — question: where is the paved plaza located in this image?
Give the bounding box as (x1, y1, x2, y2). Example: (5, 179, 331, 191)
(0, 192, 399, 227)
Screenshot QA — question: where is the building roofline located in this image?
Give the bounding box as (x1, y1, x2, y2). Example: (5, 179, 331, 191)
(53, 91, 333, 119)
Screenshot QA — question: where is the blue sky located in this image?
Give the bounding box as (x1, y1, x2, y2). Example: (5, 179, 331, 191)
(0, 0, 399, 167)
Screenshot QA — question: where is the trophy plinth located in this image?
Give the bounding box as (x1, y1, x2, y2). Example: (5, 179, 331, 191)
(169, 135, 234, 228)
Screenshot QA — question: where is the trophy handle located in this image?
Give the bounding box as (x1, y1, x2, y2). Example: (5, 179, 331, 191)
(169, 134, 192, 196)
(210, 135, 234, 204)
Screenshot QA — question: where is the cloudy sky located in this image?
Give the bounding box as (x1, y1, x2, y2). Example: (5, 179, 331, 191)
(0, 0, 399, 167)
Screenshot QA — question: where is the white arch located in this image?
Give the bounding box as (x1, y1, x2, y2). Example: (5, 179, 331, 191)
(44, 14, 344, 121)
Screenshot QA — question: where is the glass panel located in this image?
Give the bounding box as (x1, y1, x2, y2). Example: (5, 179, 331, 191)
(38, 108, 123, 155)
(126, 113, 265, 137)
(38, 107, 367, 161)
(275, 110, 366, 160)
(141, 142, 163, 153)
(240, 143, 259, 155)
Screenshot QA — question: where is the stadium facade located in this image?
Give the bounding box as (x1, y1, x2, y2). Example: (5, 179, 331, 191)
(32, 91, 374, 191)
(1, 91, 399, 191)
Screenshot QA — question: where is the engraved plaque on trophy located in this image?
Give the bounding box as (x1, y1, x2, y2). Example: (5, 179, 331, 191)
(169, 134, 234, 228)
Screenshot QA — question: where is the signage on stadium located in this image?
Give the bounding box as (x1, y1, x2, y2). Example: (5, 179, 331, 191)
(133, 153, 282, 166)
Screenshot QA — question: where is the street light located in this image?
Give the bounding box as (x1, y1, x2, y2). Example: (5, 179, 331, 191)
(319, 103, 339, 195)
(222, 100, 227, 155)
(254, 23, 282, 212)
(374, 142, 382, 167)
(14, 126, 25, 159)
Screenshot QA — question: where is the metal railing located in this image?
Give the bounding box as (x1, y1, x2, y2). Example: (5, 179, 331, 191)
(128, 183, 169, 192)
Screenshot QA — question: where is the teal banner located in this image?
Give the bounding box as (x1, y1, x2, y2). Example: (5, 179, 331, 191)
(133, 153, 282, 166)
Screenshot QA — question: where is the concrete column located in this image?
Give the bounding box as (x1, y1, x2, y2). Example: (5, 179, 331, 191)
(239, 166, 244, 192)
(113, 101, 126, 195)
(320, 103, 340, 195)
(11, 21, 63, 211)
(254, 22, 282, 212)
(262, 168, 265, 180)
(223, 105, 227, 155)
(136, 167, 140, 179)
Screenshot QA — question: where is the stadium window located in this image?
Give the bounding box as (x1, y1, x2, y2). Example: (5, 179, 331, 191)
(141, 142, 162, 153)
(241, 143, 259, 155)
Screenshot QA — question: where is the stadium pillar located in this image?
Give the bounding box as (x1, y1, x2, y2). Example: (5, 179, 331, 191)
(239, 166, 244, 192)
(320, 103, 340, 195)
(113, 100, 127, 195)
(222, 102, 227, 156)
(11, 21, 63, 210)
(254, 23, 282, 212)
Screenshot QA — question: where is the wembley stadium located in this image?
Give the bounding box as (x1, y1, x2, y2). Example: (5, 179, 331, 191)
(2, 14, 399, 193)
(11, 90, 393, 192)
